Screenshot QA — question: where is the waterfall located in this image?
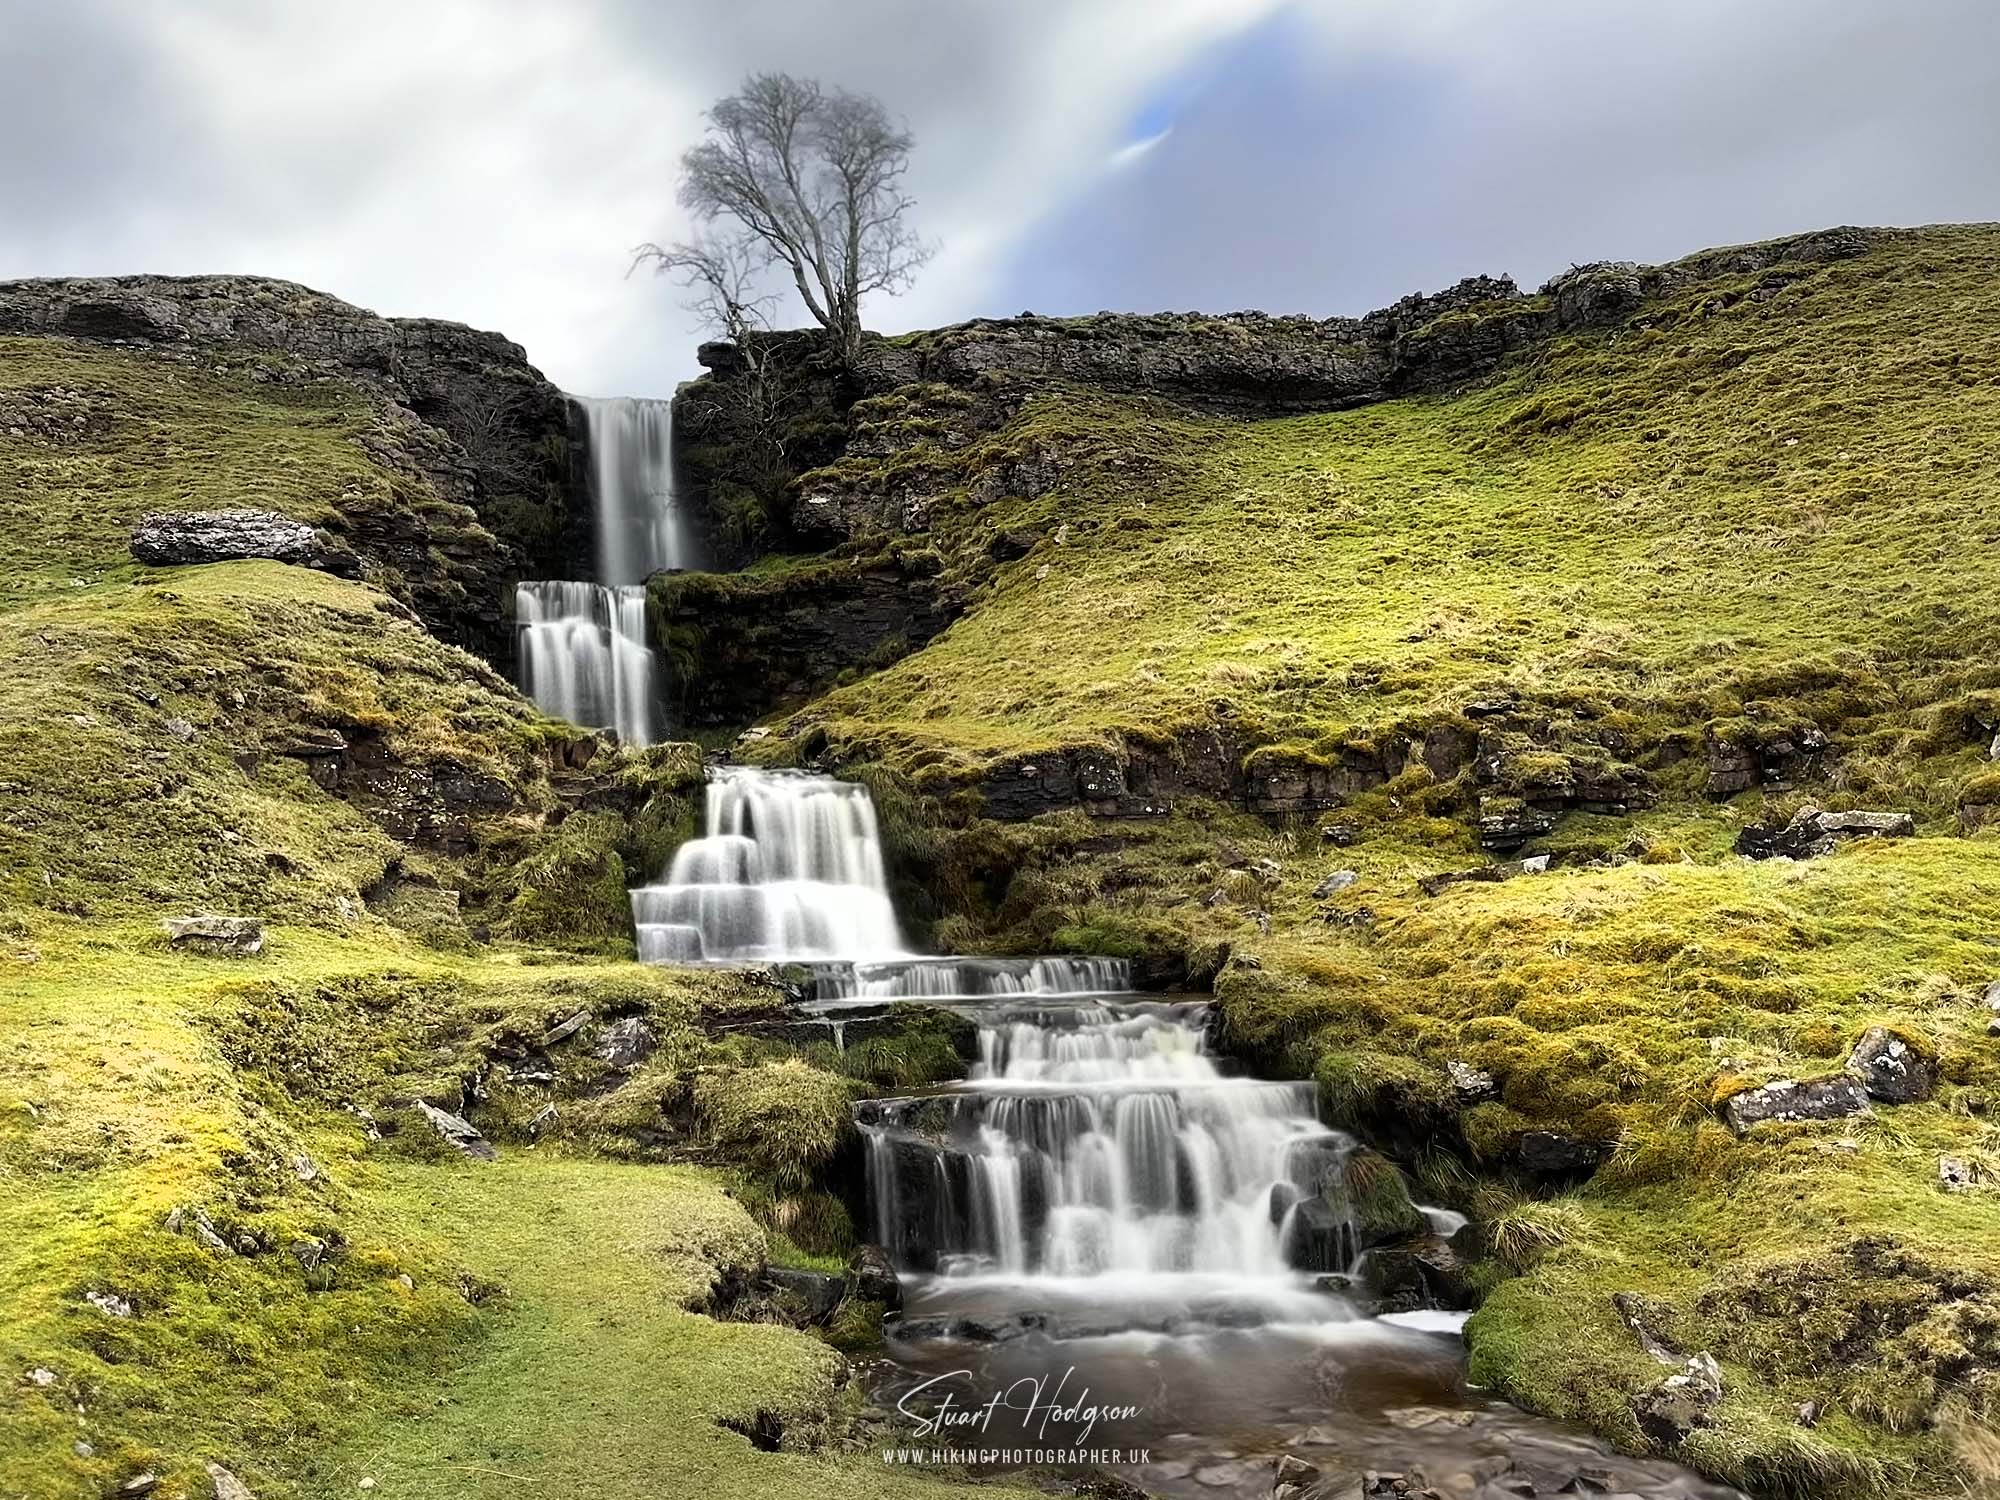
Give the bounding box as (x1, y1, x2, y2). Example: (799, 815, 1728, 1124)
(513, 581, 659, 745)
(858, 996, 1348, 1282)
(513, 396, 681, 746)
(574, 395, 685, 585)
(630, 766, 905, 962)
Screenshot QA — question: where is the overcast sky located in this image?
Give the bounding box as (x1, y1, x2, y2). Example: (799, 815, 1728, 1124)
(3, 0, 1995, 397)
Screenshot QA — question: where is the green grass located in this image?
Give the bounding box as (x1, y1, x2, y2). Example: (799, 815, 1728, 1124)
(791, 225, 2000, 779)
(0, 916, 936, 1500)
(304, 1155, 1020, 1500)
(724, 226, 2000, 1496)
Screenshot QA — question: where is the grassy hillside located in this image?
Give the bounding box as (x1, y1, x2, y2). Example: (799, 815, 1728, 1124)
(0, 336, 1000, 1500)
(742, 225, 2000, 1495)
(799, 225, 2000, 783)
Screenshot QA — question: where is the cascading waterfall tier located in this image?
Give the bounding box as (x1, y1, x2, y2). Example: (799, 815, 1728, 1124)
(574, 395, 685, 586)
(513, 581, 659, 746)
(513, 396, 682, 746)
(858, 995, 1351, 1282)
(631, 766, 905, 963)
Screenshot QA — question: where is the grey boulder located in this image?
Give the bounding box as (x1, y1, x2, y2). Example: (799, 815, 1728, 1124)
(1846, 1026, 1935, 1104)
(1723, 1074, 1868, 1134)
(130, 509, 326, 568)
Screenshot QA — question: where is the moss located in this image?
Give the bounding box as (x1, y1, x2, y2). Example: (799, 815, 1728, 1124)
(692, 1061, 855, 1192)
(502, 809, 633, 949)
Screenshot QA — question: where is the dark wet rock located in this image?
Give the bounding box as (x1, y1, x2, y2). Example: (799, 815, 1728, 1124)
(759, 1266, 847, 1327)
(1514, 1130, 1612, 1177)
(162, 914, 264, 956)
(895, 1311, 1047, 1343)
(1847, 1026, 1935, 1104)
(654, 553, 957, 727)
(597, 1015, 656, 1071)
(415, 1101, 497, 1160)
(847, 1244, 902, 1311)
(1735, 804, 1914, 859)
(1363, 1236, 1474, 1312)
(1632, 1352, 1723, 1447)
(1363, 1473, 1442, 1499)
(1722, 1074, 1868, 1134)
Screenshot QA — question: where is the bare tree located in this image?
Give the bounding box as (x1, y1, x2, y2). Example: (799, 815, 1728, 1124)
(667, 72, 931, 370)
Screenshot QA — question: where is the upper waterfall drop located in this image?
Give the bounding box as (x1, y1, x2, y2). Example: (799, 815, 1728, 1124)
(513, 396, 681, 746)
(573, 394, 686, 584)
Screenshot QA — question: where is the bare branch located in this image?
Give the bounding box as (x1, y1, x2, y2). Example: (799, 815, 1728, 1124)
(658, 71, 933, 369)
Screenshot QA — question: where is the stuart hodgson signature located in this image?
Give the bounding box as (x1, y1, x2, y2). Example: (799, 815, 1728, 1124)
(897, 1367, 1144, 1443)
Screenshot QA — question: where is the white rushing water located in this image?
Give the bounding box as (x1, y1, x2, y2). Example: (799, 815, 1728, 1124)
(631, 766, 905, 962)
(574, 395, 686, 585)
(861, 996, 1348, 1283)
(514, 396, 682, 746)
(514, 581, 660, 745)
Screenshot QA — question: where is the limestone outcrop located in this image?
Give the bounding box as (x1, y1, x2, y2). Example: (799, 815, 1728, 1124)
(0, 273, 572, 658)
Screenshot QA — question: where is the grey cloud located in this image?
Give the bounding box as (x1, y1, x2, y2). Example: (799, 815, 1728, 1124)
(994, 0, 2000, 321)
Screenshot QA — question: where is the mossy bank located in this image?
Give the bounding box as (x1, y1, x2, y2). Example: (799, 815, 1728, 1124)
(678, 224, 2000, 1497)
(0, 305, 1019, 1500)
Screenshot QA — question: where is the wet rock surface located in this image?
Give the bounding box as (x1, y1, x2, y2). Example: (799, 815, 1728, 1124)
(1721, 1074, 1868, 1134)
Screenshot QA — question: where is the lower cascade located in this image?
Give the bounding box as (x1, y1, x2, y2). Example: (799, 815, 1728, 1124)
(514, 581, 659, 746)
(641, 767, 1738, 1496)
(858, 986, 1338, 1280)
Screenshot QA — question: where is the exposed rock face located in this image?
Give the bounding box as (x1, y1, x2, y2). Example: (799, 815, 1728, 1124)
(653, 552, 956, 727)
(828, 708, 1646, 830)
(0, 273, 572, 658)
(1847, 1026, 1935, 1104)
(847, 1245, 902, 1310)
(678, 226, 1891, 553)
(1722, 1075, 1868, 1134)
(757, 1266, 848, 1327)
(130, 510, 337, 570)
(1735, 804, 1915, 859)
(162, 915, 264, 956)
(1704, 722, 1831, 797)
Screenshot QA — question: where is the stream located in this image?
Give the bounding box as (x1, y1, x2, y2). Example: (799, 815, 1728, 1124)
(632, 768, 1745, 1500)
